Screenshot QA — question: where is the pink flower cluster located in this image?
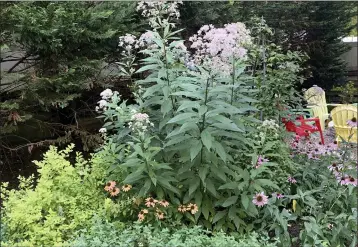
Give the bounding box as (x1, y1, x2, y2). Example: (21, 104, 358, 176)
(287, 176, 297, 184)
(137, 197, 170, 221)
(104, 181, 132, 197)
(136, 1, 182, 29)
(188, 22, 251, 75)
(128, 112, 154, 132)
(177, 203, 199, 214)
(255, 155, 269, 169)
(289, 136, 339, 160)
(328, 163, 357, 186)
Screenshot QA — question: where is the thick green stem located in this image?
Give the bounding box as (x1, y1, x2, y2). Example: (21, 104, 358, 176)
(230, 56, 235, 105)
(200, 78, 210, 163)
(162, 41, 177, 112)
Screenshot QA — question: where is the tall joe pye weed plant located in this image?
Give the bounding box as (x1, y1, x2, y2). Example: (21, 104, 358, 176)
(96, 1, 303, 244)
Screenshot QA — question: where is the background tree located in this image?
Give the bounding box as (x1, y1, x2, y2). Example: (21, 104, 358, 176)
(180, 1, 357, 90)
(0, 1, 141, 183)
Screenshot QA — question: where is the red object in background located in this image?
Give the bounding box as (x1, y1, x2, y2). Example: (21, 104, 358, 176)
(282, 115, 325, 144)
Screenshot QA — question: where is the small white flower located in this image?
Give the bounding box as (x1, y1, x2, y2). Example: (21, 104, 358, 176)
(100, 89, 113, 100)
(98, 100, 108, 109)
(99, 128, 107, 133)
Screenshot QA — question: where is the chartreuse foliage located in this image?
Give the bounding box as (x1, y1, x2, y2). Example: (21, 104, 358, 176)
(0, 144, 119, 246)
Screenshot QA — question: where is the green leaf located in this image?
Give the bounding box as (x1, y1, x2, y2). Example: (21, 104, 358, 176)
(189, 178, 200, 196)
(211, 122, 244, 132)
(210, 165, 227, 182)
(222, 196, 238, 207)
(190, 140, 202, 161)
(136, 64, 159, 73)
(241, 193, 250, 209)
(157, 176, 180, 195)
(218, 182, 238, 190)
(255, 179, 280, 190)
(213, 141, 227, 162)
(167, 113, 198, 124)
(123, 169, 145, 184)
(198, 105, 208, 116)
(177, 101, 200, 112)
(139, 179, 152, 197)
(198, 166, 209, 184)
(205, 178, 218, 198)
(201, 129, 212, 151)
(212, 210, 227, 224)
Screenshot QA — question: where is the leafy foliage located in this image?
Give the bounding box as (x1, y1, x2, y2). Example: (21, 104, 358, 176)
(69, 219, 279, 247)
(0, 1, 140, 157)
(0, 144, 115, 246)
(96, 4, 302, 244)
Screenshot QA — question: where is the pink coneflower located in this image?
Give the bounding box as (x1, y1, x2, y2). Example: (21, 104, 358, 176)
(178, 205, 187, 213)
(272, 192, 284, 199)
(346, 176, 357, 186)
(287, 176, 297, 184)
(327, 223, 334, 230)
(156, 210, 165, 220)
(122, 184, 132, 192)
(252, 192, 269, 207)
(159, 200, 169, 207)
(255, 155, 269, 169)
(187, 203, 198, 214)
(338, 175, 348, 185)
(138, 212, 145, 221)
(145, 197, 157, 207)
(346, 117, 357, 128)
(139, 209, 148, 214)
(328, 163, 342, 171)
(104, 181, 116, 191)
(110, 187, 120, 197)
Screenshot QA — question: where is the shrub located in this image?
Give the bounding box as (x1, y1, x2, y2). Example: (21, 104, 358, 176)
(0, 144, 116, 246)
(94, 2, 301, 244)
(69, 217, 279, 247)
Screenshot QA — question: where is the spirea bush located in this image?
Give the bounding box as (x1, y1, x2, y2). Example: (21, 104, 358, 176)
(0, 144, 121, 246)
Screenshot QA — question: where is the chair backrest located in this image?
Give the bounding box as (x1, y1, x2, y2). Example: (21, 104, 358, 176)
(331, 104, 357, 143)
(304, 86, 330, 130)
(304, 86, 328, 116)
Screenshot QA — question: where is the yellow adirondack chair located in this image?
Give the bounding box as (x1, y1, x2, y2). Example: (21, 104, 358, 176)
(330, 104, 357, 144)
(304, 85, 340, 130)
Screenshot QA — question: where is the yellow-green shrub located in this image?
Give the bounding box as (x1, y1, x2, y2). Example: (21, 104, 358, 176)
(0, 144, 113, 246)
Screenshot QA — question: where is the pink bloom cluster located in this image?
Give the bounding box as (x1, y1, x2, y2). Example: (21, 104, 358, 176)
(136, 1, 182, 29)
(104, 181, 132, 197)
(136, 1, 182, 19)
(255, 155, 269, 169)
(138, 197, 170, 221)
(287, 176, 297, 184)
(188, 22, 251, 75)
(289, 137, 338, 160)
(328, 164, 357, 186)
(128, 112, 154, 132)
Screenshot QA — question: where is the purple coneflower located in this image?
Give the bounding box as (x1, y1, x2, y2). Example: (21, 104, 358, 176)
(252, 192, 269, 207)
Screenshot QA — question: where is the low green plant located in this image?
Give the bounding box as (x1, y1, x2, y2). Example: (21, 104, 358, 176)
(0, 144, 121, 246)
(331, 81, 358, 104)
(69, 217, 280, 247)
